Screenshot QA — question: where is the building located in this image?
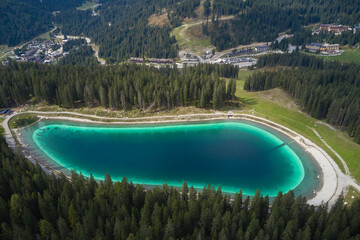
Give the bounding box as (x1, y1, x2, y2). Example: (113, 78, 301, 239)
(319, 24, 350, 35)
(228, 48, 253, 57)
(25, 49, 36, 58)
(305, 43, 323, 52)
(306, 43, 340, 53)
(354, 26, 360, 33)
(323, 43, 340, 52)
(149, 58, 175, 64)
(0, 109, 12, 116)
(254, 45, 269, 52)
(130, 57, 145, 63)
(203, 51, 213, 60)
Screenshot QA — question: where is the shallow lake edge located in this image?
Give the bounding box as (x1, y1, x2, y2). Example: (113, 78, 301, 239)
(13, 114, 332, 201)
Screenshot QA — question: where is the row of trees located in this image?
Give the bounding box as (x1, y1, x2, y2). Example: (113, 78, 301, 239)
(0, 62, 238, 110)
(1, 137, 360, 240)
(255, 53, 339, 70)
(244, 54, 360, 144)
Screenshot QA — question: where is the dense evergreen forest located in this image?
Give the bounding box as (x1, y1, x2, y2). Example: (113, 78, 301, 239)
(54, 0, 201, 63)
(3, 0, 360, 57)
(58, 46, 99, 66)
(245, 53, 360, 143)
(0, 0, 197, 58)
(0, 0, 52, 46)
(57, 39, 99, 66)
(1, 137, 360, 240)
(0, 0, 85, 46)
(0, 62, 238, 110)
(62, 39, 87, 52)
(206, 0, 360, 50)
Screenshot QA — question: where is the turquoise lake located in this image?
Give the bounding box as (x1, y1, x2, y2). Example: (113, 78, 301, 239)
(21, 120, 321, 197)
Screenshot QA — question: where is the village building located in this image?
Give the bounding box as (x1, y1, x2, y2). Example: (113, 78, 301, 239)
(306, 43, 340, 53)
(0, 109, 12, 116)
(254, 45, 269, 52)
(319, 24, 350, 35)
(228, 48, 253, 57)
(203, 51, 213, 60)
(323, 43, 340, 52)
(149, 58, 175, 64)
(354, 26, 360, 33)
(305, 43, 323, 52)
(130, 57, 145, 64)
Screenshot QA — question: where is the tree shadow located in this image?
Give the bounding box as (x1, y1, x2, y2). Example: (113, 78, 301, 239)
(238, 97, 258, 107)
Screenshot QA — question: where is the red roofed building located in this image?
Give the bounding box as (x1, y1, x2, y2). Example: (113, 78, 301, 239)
(319, 24, 349, 35)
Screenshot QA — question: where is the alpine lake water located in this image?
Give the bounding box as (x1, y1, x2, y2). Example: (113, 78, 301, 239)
(20, 120, 321, 198)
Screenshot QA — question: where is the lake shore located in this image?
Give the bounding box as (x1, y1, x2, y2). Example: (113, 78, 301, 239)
(3, 111, 351, 206)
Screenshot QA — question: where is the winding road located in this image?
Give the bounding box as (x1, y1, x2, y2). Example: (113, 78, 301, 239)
(56, 35, 106, 65)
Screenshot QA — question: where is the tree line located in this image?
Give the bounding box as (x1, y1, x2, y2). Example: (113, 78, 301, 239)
(0, 62, 238, 110)
(245, 54, 360, 144)
(1, 137, 360, 240)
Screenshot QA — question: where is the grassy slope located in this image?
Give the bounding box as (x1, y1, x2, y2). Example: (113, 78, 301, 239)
(77, 1, 96, 10)
(230, 70, 360, 181)
(344, 186, 360, 206)
(8, 114, 39, 129)
(170, 23, 214, 54)
(316, 125, 360, 180)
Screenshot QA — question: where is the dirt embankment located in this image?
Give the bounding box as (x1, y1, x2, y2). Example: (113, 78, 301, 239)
(148, 13, 171, 27)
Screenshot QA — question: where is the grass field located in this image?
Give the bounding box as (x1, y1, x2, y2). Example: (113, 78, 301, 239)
(0, 45, 14, 60)
(228, 70, 360, 181)
(344, 186, 360, 206)
(77, 1, 96, 10)
(303, 49, 360, 65)
(9, 114, 39, 129)
(315, 125, 360, 180)
(36, 31, 51, 41)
